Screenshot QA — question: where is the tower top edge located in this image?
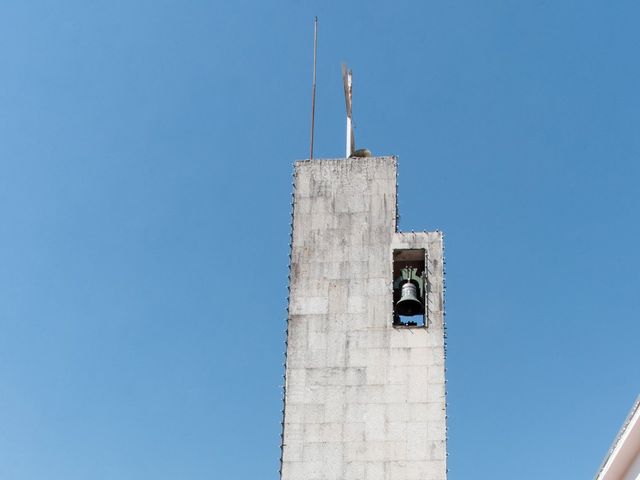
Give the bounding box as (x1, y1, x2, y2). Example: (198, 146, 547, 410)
(294, 155, 397, 166)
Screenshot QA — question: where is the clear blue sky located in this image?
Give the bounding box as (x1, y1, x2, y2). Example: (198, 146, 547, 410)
(1, 1, 638, 479)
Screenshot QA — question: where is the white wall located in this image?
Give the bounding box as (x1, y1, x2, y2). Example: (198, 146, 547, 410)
(623, 452, 640, 480)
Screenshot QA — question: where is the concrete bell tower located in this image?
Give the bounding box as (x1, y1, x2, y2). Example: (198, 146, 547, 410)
(280, 156, 447, 480)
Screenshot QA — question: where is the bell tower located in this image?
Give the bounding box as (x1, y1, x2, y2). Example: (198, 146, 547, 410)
(280, 156, 447, 480)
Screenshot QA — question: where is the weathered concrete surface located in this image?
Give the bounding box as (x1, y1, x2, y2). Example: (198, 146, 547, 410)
(281, 157, 446, 480)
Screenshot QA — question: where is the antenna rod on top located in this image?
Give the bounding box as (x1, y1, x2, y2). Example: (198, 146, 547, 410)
(309, 17, 318, 160)
(342, 63, 355, 157)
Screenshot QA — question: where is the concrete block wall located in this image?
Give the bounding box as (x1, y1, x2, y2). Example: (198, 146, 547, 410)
(281, 157, 446, 480)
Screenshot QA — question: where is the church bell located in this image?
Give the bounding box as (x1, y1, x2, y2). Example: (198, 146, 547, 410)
(395, 281, 424, 316)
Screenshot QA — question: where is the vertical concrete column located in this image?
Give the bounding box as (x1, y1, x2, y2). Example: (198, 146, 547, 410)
(281, 157, 446, 480)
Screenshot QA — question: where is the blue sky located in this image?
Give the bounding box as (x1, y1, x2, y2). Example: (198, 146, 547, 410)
(1, 1, 638, 478)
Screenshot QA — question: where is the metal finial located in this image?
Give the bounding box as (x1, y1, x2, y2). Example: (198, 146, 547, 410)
(309, 17, 318, 160)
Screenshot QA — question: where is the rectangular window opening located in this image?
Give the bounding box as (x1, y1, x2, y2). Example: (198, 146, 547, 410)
(392, 249, 426, 327)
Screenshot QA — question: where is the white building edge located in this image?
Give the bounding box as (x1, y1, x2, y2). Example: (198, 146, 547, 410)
(596, 396, 640, 480)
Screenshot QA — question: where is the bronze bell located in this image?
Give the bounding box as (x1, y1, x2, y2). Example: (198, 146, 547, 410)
(395, 281, 424, 316)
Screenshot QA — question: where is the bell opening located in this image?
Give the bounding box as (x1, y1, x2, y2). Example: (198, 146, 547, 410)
(392, 249, 426, 327)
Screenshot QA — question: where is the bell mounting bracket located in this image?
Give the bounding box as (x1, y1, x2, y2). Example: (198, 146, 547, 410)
(393, 267, 424, 299)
